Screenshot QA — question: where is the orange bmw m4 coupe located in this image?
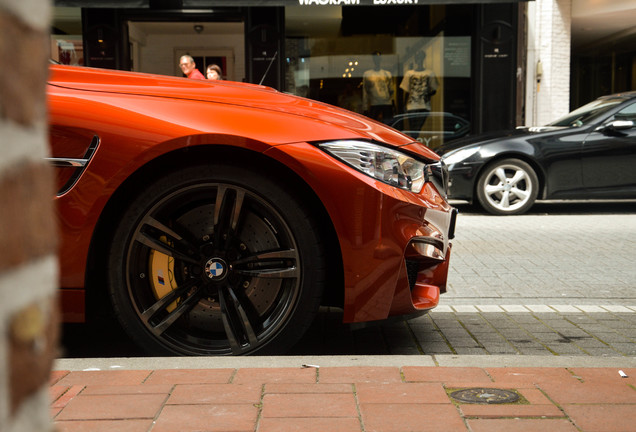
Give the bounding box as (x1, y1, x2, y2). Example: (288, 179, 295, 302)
(48, 64, 457, 356)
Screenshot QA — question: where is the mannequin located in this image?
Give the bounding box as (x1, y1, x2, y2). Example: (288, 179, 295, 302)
(400, 51, 438, 136)
(363, 51, 394, 122)
(400, 51, 438, 112)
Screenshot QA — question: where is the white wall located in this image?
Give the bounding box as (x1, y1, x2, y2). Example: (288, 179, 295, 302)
(1, 0, 59, 431)
(134, 26, 245, 82)
(572, 0, 636, 18)
(525, 0, 572, 126)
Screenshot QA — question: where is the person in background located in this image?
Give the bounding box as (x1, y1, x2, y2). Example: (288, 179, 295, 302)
(206, 64, 223, 80)
(179, 55, 205, 80)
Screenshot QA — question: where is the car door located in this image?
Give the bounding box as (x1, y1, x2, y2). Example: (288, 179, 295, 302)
(581, 101, 636, 196)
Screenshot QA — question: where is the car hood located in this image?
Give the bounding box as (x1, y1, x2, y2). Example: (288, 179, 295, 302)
(435, 126, 568, 156)
(49, 65, 423, 153)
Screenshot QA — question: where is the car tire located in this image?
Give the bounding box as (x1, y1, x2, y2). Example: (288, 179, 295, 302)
(476, 158, 539, 215)
(106, 164, 326, 356)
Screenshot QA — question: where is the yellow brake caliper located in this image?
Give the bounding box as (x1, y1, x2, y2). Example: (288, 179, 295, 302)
(149, 236, 178, 312)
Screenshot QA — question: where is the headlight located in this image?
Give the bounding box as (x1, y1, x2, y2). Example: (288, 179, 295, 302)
(319, 140, 426, 193)
(441, 146, 480, 165)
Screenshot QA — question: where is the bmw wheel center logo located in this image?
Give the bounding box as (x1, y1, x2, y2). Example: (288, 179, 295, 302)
(205, 258, 227, 280)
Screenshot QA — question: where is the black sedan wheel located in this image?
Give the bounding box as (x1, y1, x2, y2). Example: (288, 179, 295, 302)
(107, 164, 326, 355)
(476, 158, 539, 215)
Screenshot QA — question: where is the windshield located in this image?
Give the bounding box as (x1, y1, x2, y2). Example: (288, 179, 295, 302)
(547, 97, 626, 128)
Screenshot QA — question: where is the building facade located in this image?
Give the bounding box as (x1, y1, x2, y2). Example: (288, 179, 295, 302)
(51, 0, 636, 144)
(52, 0, 531, 148)
(526, 0, 636, 127)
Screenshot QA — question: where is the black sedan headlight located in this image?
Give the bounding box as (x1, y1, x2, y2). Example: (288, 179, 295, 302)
(440, 146, 481, 166)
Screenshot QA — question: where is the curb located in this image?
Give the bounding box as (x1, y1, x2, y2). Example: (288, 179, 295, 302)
(54, 355, 636, 371)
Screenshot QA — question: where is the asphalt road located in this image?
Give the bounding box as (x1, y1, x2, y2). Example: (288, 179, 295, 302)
(60, 200, 636, 358)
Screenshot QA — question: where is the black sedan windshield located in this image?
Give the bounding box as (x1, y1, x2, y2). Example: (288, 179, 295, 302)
(547, 97, 625, 128)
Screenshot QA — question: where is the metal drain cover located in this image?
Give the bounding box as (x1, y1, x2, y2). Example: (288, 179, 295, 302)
(450, 388, 520, 404)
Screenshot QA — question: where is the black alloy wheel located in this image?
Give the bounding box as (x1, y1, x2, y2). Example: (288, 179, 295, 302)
(107, 164, 326, 356)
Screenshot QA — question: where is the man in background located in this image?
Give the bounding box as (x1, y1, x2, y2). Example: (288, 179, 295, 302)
(179, 55, 205, 80)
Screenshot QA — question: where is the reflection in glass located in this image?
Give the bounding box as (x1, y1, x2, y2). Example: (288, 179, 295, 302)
(284, 5, 472, 149)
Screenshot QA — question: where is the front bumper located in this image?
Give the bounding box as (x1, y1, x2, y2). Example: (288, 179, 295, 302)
(447, 163, 480, 202)
(340, 183, 457, 323)
(266, 142, 457, 323)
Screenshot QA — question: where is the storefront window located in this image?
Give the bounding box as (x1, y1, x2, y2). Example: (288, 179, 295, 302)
(51, 8, 84, 66)
(51, 36, 84, 66)
(285, 5, 473, 149)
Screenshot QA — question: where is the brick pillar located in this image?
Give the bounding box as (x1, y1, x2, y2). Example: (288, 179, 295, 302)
(525, 0, 572, 125)
(0, 1, 59, 431)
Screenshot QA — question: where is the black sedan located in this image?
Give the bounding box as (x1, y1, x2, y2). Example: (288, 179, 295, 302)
(437, 92, 636, 215)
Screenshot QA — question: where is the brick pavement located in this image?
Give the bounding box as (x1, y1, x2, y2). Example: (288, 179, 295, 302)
(50, 363, 636, 432)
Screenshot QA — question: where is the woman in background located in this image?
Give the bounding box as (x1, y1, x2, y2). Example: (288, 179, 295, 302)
(206, 64, 223, 80)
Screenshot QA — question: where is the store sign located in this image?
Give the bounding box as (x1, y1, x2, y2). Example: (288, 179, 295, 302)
(55, 0, 531, 6)
(269, 0, 528, 4)
(184, 0, 529, 6)
(287, 0, 526, 4)
(272, 0, 527, 4)
(55, 0, 530, 7)
(298, 0, 420, 4)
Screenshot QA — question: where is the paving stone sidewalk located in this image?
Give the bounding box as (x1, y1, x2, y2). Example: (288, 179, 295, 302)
(287, 306, 636, 358)
(50, 362, 636, 432)
(445, 210, 636, 304)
